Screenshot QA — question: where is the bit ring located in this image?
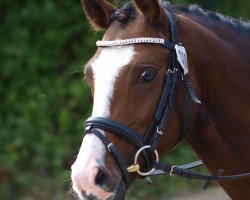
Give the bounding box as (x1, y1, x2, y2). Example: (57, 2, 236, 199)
(133, 145, 159, 176)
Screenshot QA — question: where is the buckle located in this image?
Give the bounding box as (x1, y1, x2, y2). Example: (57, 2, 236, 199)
(107, 143, 113, 152)
(157, 127, 163, 135)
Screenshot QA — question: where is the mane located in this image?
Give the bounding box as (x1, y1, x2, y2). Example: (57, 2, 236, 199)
(114, 2, 250, 38)
(171, 4, 250, 37)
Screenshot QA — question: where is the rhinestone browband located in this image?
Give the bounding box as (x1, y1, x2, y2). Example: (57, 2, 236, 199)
(96, 37, 165, 47)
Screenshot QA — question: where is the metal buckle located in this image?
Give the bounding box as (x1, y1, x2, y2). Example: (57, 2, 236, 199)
(173, 68, 179, 73)
(85, 125, 92, 131)
(157, 127, 163, 135)
(170, 165, 176, 176)
(107, 143, 113, 152)
(127, 145, 159, 176)
(166, 69, 173, 75)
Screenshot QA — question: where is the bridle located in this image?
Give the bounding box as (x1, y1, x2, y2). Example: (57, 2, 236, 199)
(83, 8, 250, 191)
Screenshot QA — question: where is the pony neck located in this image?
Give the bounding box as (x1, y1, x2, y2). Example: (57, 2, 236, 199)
(177, 14, 250, 198)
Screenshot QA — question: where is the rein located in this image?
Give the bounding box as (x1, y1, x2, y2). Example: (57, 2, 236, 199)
(84, 9, 250, 190)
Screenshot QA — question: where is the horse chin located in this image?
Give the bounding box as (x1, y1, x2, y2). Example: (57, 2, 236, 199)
(112, 180, 126, 200)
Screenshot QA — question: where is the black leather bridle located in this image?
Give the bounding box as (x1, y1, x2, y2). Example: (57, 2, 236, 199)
(83, 8, 250, 191)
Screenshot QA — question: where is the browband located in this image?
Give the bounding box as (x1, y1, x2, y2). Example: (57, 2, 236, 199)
(96, 37, 175, 50)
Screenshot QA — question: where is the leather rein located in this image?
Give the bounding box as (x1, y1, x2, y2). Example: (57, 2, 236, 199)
(84, 9, 250, 190)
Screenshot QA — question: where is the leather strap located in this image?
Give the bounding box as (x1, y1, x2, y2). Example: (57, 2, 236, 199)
(151, 161, 250, 189)
(163, 39, 175, 50)
(85, 117, 145, 148)
(183, 74, 202, 104)
(165, 8, 178, 43)
(85, 128, 130, 188)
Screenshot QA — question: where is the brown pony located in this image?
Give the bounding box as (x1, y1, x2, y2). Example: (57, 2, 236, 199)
(71, 0, 250, 199)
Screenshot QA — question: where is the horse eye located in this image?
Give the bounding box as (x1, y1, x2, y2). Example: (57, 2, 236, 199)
(140, 70, 156, 82)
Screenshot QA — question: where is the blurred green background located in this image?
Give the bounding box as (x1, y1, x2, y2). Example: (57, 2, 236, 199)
(0, 0, 249, 199)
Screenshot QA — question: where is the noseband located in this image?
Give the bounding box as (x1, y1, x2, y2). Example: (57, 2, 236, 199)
(84, 9, 250, 190)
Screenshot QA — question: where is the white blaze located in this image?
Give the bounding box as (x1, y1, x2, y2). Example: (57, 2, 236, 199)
(71, 46, 135, 198)
(91, 46, 135, 117)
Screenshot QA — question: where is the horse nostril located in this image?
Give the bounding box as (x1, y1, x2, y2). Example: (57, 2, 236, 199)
(94, 167, 113, 191)
(95, 168, 106, 185)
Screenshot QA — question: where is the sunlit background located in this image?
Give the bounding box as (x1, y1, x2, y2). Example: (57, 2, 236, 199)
(1, 0, 249, 199)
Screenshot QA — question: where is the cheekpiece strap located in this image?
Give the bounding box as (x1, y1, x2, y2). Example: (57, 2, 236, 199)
(165, 8, 178, 43)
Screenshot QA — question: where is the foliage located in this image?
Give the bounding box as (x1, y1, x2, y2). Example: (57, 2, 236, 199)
(0, 0, 101, 199)
(0, 0, 249, 199)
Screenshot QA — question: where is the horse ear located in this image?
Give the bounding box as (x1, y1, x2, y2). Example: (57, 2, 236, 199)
(81, 0, 116, 30)
(133, 0, 162, 24)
